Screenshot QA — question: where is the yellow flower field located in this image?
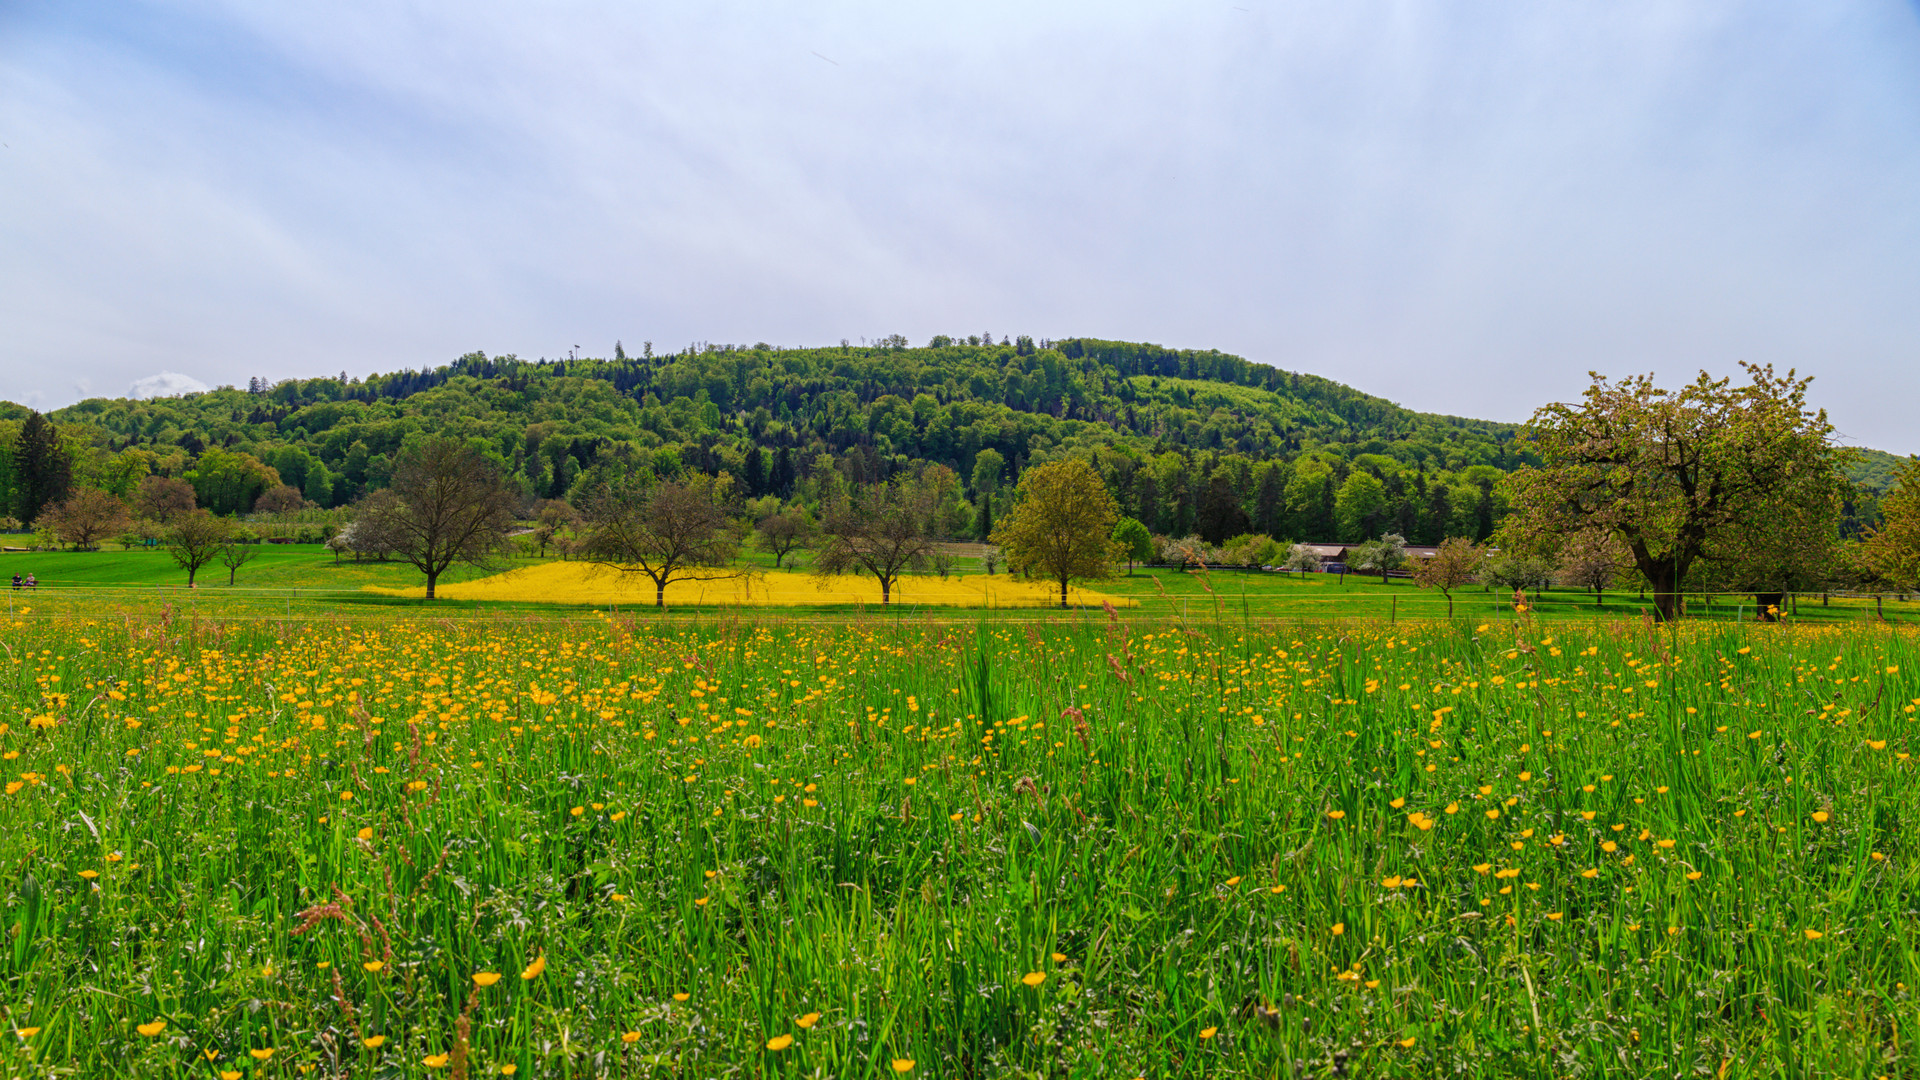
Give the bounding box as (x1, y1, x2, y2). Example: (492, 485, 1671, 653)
(363, 560, 1136, 607)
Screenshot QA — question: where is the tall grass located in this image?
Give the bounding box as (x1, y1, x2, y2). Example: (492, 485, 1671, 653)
(2, 605, 1917, 1076)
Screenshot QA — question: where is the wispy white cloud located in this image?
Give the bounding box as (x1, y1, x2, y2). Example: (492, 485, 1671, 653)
(3, 1, 1918, 450)
(129, 372, 211, 399)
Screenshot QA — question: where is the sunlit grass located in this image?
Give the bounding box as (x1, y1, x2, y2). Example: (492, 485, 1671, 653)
(3, 606, 1918, 1076)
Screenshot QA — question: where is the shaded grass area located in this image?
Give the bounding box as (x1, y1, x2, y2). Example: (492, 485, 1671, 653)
(3, 613, 1919, 1076)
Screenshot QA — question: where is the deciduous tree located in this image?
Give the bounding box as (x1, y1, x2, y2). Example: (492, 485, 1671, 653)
(1112, 516, 1152, 574)
(1348, 533, 1407, 584)
(38, 489, 130, 551)
(581, 475, 740, 607)
(1860, 457, 1920, 604)
(755, 505, 819, 569)
(360, 438, 517, 599)
(135, 475, 197, 523)
(164, 509, 231, 586)
(1503, 364, 1842, 621)
(815, 479, 938, 605)
(1411, 536, 1484, 617)
(253, 484, 307, 515)
(219, 530, 260, 586)
(991, 459, 1122, 608)
(1553, 532, 1632, 605)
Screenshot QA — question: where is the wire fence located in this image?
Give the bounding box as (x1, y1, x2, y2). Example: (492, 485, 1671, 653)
(2, 579, 1914, 628)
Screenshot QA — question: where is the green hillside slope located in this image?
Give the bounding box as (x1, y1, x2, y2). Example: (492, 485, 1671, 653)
(2, 337, 1891, 545)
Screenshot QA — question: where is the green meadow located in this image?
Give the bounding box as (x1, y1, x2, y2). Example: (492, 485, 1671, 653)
(2, 545, 1910, 624)
(2, 608, 1918, 1077)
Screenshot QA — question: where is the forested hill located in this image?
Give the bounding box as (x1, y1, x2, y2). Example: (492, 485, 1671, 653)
(15, 335, 1886, 547)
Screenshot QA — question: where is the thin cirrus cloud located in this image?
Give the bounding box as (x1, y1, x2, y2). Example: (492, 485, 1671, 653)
(1, 1, 1917, 452)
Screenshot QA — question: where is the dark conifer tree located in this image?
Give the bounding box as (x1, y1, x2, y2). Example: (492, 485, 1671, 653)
(12, 412, 71, 525)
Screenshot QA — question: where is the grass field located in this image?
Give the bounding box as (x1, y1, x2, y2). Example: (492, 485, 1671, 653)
(4, 545, 1912, 624)
(4, 606, 1919, 1076)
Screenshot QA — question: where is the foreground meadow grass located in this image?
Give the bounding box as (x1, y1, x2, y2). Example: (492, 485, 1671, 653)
(3, 606, 1918, 1077)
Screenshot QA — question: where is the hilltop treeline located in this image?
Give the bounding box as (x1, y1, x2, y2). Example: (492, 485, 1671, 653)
(0, 337, 1890, 543)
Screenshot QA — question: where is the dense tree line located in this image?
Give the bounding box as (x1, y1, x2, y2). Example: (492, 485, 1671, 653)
(0, 338, 1899, 556)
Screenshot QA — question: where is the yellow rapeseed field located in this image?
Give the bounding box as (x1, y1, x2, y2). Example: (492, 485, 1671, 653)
(363, 561, 1136, 607)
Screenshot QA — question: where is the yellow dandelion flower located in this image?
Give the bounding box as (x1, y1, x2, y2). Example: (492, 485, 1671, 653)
(1331, 922, 1345, 936)
(1811, 811, 1830, 823)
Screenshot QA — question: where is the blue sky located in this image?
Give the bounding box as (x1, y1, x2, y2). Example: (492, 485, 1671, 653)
(3, 1, 1918, 452)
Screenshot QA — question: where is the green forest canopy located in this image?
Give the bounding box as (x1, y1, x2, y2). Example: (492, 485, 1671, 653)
(1, 337, 1899, 545)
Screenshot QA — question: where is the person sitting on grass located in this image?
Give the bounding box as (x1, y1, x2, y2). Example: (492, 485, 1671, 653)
(9, 573, 18, 589)
(23, 573, 36, 589)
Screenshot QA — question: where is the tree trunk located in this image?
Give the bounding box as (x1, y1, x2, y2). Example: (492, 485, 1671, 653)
(1060, 575, 1069, 609)
(655, 580, 666, 608)
(228, 567, 236, 586)
(1754, 592, 1785, 622)
(880, 576, 892, 605)
(1445, 592, 1454, 618)
(1646, 564, 1681, 622)
(425, 571, 437, 600)
(1594, 587, 1603, 606)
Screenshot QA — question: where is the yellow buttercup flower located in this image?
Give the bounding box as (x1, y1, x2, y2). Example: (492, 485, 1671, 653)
(363, 1035, 387, 1049)
(521, 955, 546, 980)
(1021, 971, 1045, 987)
(425, 1053, 450, 1068)
(767, 1034, 794, 1050)
(136, 1020, 166, 1037)
(249, 1048, 275, 1061)
(891, 1059, 915, 1073)
(797, 1012, 821, 1028)
(474, 972, 502, 987)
